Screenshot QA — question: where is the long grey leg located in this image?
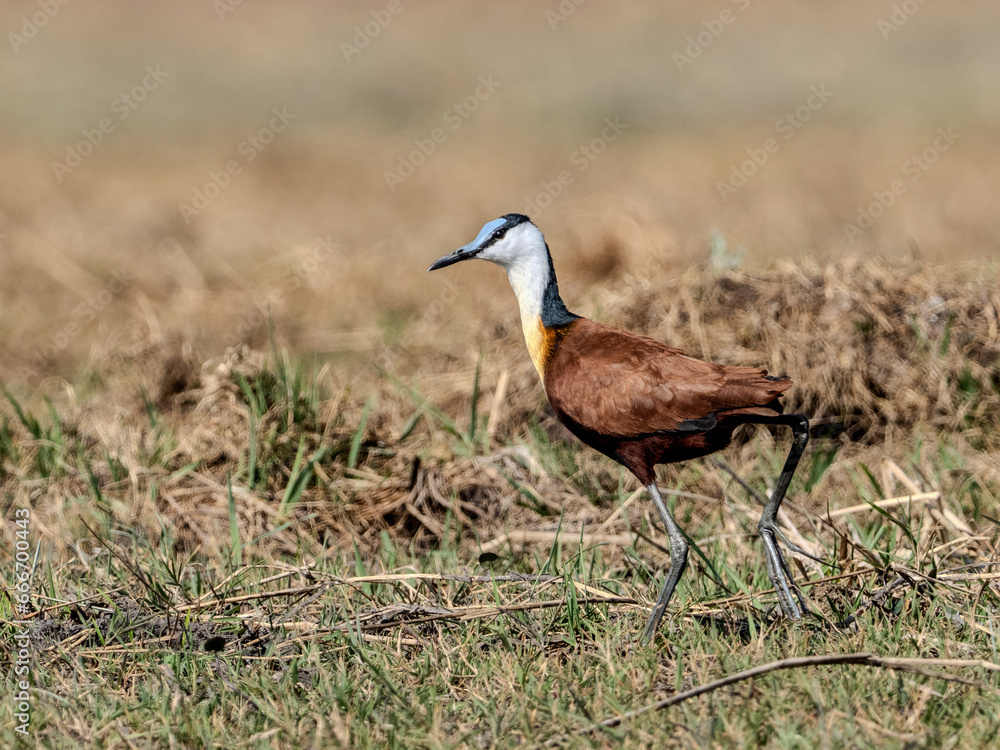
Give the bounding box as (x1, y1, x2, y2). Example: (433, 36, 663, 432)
(640, 482, 689, 643)
(757, 414, 811, 620)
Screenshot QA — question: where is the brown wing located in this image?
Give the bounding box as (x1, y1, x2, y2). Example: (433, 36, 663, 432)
(544, 319, 791, 439)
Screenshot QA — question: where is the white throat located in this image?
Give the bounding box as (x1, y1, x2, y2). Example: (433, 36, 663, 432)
(478, 220, 571, 378)
(504, 251, 550, 339)
(484, 227, 553, 377)
(481, 223, 551, 329)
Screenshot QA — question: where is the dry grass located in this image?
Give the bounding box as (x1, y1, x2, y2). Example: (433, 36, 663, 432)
(3, 259, 997, 558)
(2, 3, 1000, 746)
(599, 259, 1000, 438)
(4, 261, 1000, 748)
(1, 2, 999, 390)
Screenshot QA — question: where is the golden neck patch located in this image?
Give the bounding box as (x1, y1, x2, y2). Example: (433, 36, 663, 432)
(523, 317, 573, 380)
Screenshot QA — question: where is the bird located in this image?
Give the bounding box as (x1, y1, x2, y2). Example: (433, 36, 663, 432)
(428, 213, 810, 642)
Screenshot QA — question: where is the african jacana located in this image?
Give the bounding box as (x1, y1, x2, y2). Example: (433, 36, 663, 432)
(429, 213, 810, 642)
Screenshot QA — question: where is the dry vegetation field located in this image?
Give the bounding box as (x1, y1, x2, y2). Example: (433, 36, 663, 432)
(2, 2, 1000, 748)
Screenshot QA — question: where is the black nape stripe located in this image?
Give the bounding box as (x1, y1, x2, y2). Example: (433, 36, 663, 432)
(540, 241, 579, 328)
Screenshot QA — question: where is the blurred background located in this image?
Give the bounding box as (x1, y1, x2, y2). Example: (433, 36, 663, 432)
(1, 0, 998, 388)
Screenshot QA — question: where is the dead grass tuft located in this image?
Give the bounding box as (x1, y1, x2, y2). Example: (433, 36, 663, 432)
(2, 258, 998, 748)
(592, 259, 1000, 441)
(2, 260, 997, 565)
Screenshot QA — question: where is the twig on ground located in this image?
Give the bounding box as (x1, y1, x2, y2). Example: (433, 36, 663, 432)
(174, 572, 568, 613)
(824, 492, 940, 519)
(568, 652, 1000, 740)
(480, 529, 639, 553)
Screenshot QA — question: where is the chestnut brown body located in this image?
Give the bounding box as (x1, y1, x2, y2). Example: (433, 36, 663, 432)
(543, 319, 791, 485)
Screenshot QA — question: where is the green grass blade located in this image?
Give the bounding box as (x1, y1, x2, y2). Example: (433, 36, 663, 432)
(348, 396, 372, 470)
(227, 475, 242, 568)
(281, 444, 329, 514)
(469, 350, 481, 446)
(397, 406, 424, 443)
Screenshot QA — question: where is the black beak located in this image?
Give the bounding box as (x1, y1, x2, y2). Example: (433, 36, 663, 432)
(427, 248, 476, 272)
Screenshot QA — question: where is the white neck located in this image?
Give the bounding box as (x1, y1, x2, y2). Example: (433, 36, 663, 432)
(481, 221, 563, 378)
(499, 254, 547, 378)
(504, 252, 549, 334)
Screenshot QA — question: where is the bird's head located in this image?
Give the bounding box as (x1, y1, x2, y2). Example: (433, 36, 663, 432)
(428, 213, 545, 273)
(428, 213, 577, 378)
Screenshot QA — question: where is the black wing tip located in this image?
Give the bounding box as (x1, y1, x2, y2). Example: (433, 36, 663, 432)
(674, 414, 719, 432)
